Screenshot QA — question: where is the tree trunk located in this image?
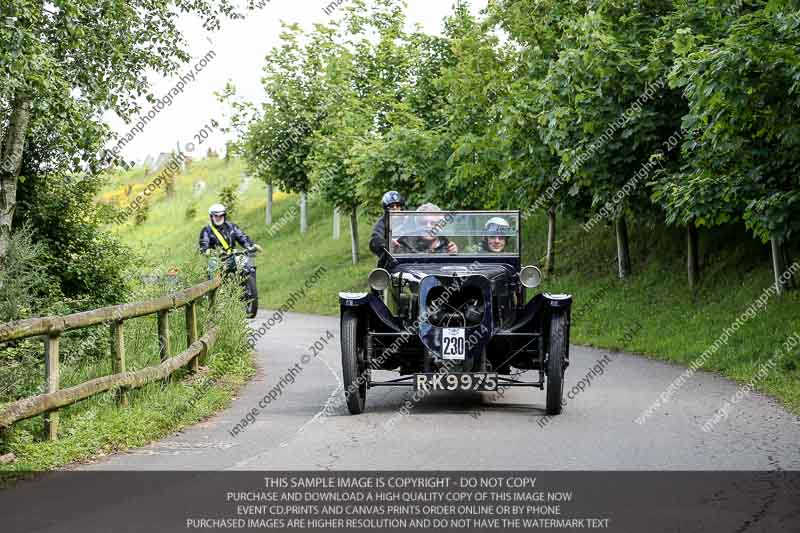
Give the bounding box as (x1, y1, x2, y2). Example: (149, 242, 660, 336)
(781, 241, 795, 289)
(349, 207, 359, 265)
(687, 221, 700, 290)
(333, 207, 341, 240)
(265, 181, 273, 226)
(299, 192, 308, 234)
(771, 237, 790, 296)
(615, 215, 631, 279)
(544, 207, 556, 275)
(175, 140, 185, 173)
(0, 94, 33, 264)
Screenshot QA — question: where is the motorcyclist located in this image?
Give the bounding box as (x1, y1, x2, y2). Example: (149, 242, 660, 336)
(370, 191, 407, 268)
(199, 203, 257, 262)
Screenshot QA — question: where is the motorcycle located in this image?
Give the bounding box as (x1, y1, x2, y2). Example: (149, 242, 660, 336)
(207, 246, 260, 319)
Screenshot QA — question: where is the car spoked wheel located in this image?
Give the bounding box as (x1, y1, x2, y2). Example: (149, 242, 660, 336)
(546, 310, 568, 415)
(341, 309, 367, 414)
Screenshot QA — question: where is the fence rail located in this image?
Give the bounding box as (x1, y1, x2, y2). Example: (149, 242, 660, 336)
(0, 277, 221, 441)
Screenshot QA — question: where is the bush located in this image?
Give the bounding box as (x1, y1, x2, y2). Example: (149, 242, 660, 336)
(134, 200, 150, 225)
(0, 225, 53, 322)
(15, 172, 133, 309)
(219, 184, 238, 217)
(185, 202, 198, 221)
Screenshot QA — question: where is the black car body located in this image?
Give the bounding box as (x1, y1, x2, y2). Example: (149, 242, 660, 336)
(338, 210, 572, 415)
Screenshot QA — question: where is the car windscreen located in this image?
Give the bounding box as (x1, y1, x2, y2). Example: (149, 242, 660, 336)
(388, 211, 519, 256)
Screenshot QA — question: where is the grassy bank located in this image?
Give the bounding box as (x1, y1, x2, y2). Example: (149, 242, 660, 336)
(0, 269, 254, 478)
(105, 159, 800, 414)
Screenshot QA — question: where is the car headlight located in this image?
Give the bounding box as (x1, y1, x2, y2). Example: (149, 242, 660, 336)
(368, 268, 391, 291)
(519, 265, 542, 288)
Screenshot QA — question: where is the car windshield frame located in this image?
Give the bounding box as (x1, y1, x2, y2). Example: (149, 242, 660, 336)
(386, 210, 521, 259)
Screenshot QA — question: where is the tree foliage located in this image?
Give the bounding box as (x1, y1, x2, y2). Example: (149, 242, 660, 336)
(0, 0, 240, 309)
(225, 0, 800, 289)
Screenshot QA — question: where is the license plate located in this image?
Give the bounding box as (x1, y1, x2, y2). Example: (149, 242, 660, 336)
(415, 373, 498, 392)
(442, 328, 466, 360)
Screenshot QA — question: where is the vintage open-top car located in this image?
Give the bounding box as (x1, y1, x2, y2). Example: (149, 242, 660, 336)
(338, 210, 572, 415)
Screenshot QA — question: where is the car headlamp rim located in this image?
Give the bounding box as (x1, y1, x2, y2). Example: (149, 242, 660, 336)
(368, 268, 391, 291)
(520, 265, 542, 288)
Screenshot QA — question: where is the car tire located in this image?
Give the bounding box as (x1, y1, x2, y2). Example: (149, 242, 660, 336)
(245, 275, 258, 319)
(341, 309, 367, 414)
(546, 310, 568, 415)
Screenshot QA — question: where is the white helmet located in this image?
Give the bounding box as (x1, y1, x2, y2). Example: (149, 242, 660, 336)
(208, 203, 226, 216)
(484, 217, 511, 235)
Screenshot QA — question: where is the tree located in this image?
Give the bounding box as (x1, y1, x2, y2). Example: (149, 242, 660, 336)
(241, 22, 341, 234)
(432, 2, 509, 210)
(536, 1, 675, 278)
(308, 0, 413, 263)
(660, 5, 800, 294)
(0, 0, 239, 262)
(649, 0, 765, 290)
(350, 28, 455, 212)
(489, 0, 593, 273)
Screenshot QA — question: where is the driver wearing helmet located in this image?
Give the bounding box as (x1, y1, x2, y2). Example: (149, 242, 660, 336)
(395, 203, 459, 254)
(468, 217, 512, 253)
(199, 203, 256, 256)
(370, 191, 407, 267)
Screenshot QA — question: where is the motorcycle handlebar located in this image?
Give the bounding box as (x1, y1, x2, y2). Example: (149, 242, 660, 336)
(219, 246, 260, 259)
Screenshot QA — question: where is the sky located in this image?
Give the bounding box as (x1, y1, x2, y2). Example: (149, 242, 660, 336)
(105, 0, 489, 164)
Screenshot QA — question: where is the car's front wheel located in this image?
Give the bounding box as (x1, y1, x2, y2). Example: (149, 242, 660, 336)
(546, 310, 568, 415)
(341, 309, 367, 414)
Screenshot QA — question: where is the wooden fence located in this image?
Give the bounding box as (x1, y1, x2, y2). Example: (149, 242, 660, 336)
(0, 277, 221, 441)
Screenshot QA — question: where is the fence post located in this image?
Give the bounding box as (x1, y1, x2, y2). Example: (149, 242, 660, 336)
(201, 290, 217, 367)
(208, 288, 217, 312)
(186, 302, 198, 371)
(157, 311, 170, 362)
(44, 334, 60, 441)
(110, 320, 128, 407)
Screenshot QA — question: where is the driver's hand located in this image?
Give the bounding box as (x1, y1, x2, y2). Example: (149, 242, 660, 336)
(447, 242, 458, 253)
(391, 239, 400, 250)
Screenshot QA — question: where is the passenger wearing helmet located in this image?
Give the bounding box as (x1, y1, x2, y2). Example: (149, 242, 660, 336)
(199, 203, 255, 255)
(370, 191, 407, 267)
(467, 217, 512, 253)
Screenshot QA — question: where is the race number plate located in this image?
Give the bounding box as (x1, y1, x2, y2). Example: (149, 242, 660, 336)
(415, 373, 499, 392)
(442, 328, 466, 360)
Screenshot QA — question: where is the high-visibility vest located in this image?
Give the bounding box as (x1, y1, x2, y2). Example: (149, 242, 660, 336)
(209, 224, 231, 252)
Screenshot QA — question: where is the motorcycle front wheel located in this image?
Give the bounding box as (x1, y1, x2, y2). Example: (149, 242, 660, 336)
(245, 273, 258, 319)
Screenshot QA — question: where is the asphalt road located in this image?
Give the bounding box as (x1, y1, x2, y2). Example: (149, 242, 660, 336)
(75, 309, 800, 471)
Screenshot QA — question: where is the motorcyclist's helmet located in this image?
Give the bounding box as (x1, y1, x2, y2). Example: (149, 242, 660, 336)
(209, 203, 226, 226)
(381, 191, 406, 210)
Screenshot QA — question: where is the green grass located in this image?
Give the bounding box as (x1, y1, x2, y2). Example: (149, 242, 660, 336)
(109, 158, 800, 415)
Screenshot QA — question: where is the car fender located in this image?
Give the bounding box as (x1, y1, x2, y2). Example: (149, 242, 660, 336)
(509, 292, 572, 333)
(338, 292, 401, 332)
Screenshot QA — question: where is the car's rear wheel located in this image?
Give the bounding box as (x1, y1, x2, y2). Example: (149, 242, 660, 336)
(546, 310, 568, 415)
(341, 309, 367, 414)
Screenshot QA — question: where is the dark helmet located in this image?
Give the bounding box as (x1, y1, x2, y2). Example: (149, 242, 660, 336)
(381, 191, 406, 209)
